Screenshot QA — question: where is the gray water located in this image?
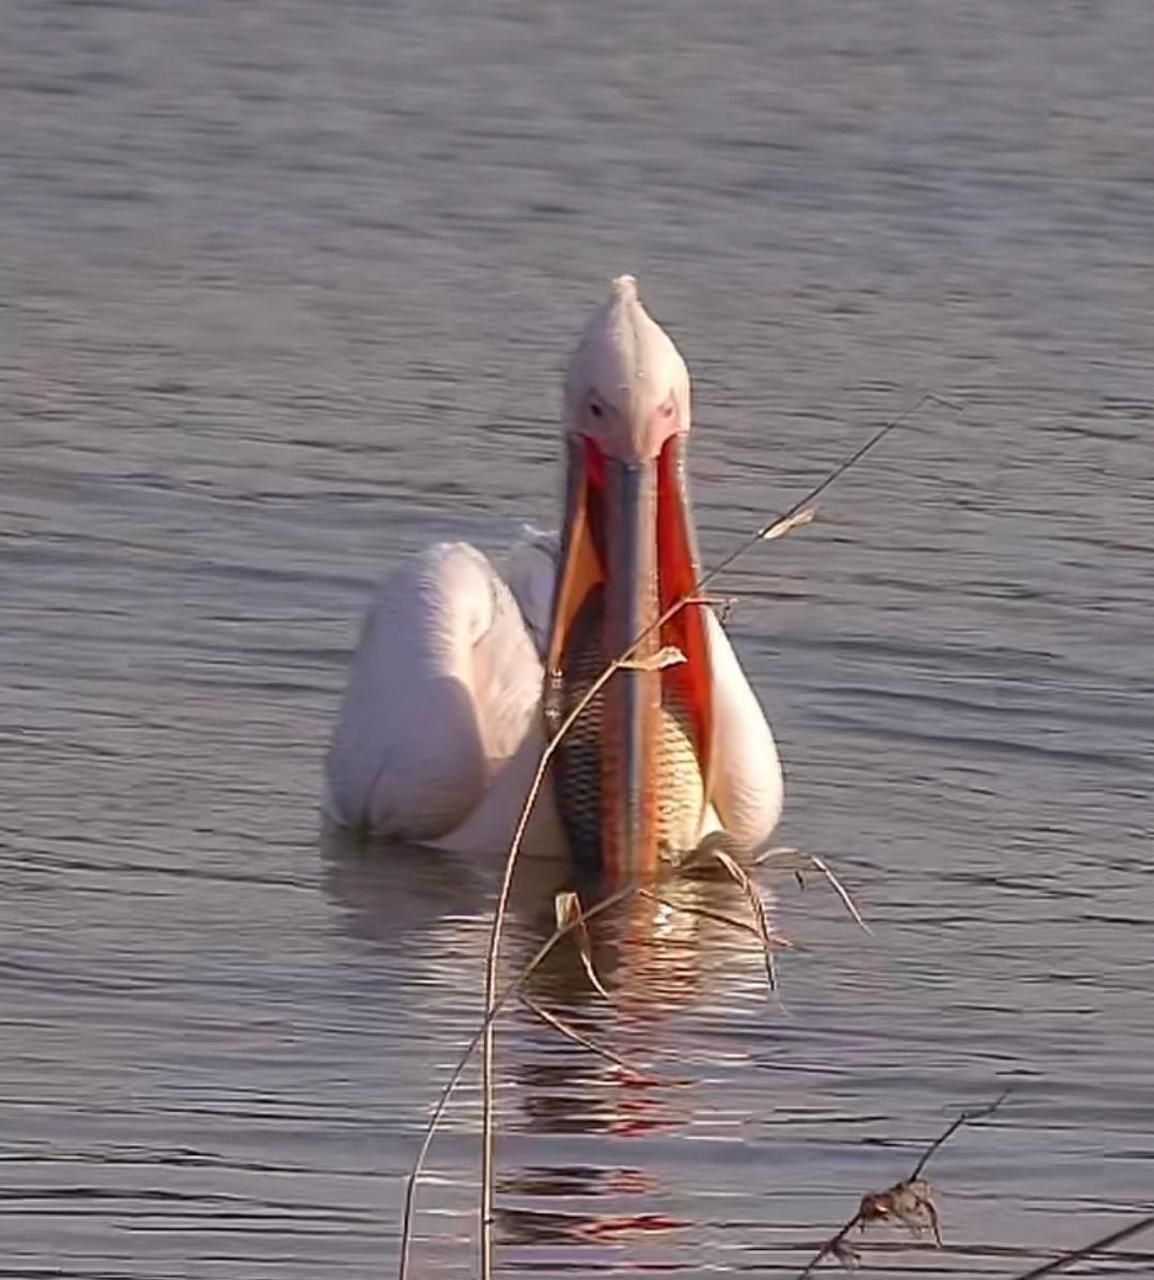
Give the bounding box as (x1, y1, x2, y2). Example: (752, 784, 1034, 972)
(3, 1, 1153, 1276)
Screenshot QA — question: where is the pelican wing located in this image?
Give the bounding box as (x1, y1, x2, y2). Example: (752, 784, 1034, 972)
(704, 611, 784, 851)
(323, 536, 780, 858)
(324, 542, 548, 844)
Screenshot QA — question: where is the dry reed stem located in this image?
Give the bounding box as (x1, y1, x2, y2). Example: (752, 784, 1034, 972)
(476, 393, 955, 1280)
(908, 1090, 1009, 1180)
(479, 654, 652, 1276)
(519, 995, 661, 1082)
(754, 846, 871, 934)
(1010, 1212, 1154, 1278)
(704, 846, 781, 995)
(398, 884, 637, 1280)
(795, 1091, 1009, 1278)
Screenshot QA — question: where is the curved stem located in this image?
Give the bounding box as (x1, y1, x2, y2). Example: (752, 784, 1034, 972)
(477, 393, 953, 1279)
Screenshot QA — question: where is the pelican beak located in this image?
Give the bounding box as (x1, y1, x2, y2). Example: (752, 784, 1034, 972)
(545, 424, 713, 875)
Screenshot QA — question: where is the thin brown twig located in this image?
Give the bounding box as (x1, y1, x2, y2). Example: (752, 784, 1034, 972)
(398, 884, 636, 1280)
(693, 392, 959, 599)
(1010, 1212, 1154, 1279)
(519, 995, 660, 1082)
(705, 846, 781, 996)
(477, 393, 956, 1279)
(909, 1090, 1009, 1180)
(795, 1091, 1009, 1278)
(754, 846, 872, 934)
(478, 662, 648, 1274)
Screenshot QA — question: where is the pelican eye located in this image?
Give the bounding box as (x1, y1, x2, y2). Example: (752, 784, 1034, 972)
(589, 400, 603, 418)
(658, 399, 675, 419)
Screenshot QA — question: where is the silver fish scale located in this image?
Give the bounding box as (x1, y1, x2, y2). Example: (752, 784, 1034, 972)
(554, 592, 705, 866)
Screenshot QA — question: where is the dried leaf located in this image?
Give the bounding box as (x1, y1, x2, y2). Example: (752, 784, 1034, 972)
(709, 847, 779, 996)
(553, 890, 581, 932)
(829, 1236, 861, 1269)
(762, 505, 817, 542)
(795, 1092, 1009, 1279)
(619, 645, 686, 672)
(859, 1177, 941, 1245)
(553, 890, 612, 1000)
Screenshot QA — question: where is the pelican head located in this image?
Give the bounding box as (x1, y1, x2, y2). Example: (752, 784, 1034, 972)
(546, 277, 713, 875)
(562, 275, 692, 461)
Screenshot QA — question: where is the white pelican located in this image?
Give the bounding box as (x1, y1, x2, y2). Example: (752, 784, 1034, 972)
(324, 276, 782, 872)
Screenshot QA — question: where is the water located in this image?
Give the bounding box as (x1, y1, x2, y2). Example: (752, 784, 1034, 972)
(3, 1, 1153, 1275)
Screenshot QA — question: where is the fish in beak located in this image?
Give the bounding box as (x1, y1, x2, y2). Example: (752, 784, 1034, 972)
(545, 277, 714, 874)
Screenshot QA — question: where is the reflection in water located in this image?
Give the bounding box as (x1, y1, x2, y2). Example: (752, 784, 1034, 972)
(319, 824, 493, 945)
(514, 1060, 677, 1139)
(321, 830, 790, 1258)
(497, 1164, 680, 1250)
(517, 866, 782, 1015)
(319, 822, 574, 945)
(494, 870, 790, 1256)
(500, 1164, 659, 1199)
(321, 819, 784, 995)
(496, 1202, 685, 1250)
(320, 821, 782, 1013)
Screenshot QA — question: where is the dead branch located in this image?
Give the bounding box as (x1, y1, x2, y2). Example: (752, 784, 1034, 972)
(795, 1091, 1009, 1278)
(910, 1091, 1009, 1180)
(1010, 1211, 1154, 1279)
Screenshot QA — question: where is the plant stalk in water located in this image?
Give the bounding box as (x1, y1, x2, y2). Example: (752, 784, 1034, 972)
(476, 393, 956, 1280)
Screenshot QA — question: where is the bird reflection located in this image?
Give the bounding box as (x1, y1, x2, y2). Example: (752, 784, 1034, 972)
(319, 829, 789, 1259)
(320, 821, 783, 995)
(496, 1163, 683, 1250)
(496, 866, 788, 1251)
(498, 1164, 658, 1199)
(318, 822, 571, 947)
(517, 864, 782, 1014)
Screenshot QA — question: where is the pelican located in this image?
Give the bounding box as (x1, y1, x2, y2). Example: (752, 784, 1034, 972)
(324, 276, 782, 871)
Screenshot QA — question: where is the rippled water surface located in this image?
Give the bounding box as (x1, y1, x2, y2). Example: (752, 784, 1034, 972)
(4, 2, 1153, 1276)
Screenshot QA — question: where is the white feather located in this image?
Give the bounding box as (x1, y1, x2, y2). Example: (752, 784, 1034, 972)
(324, 536, 781, 855)
(704, 611, 784, 850)
(324, 542, 558, 849)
